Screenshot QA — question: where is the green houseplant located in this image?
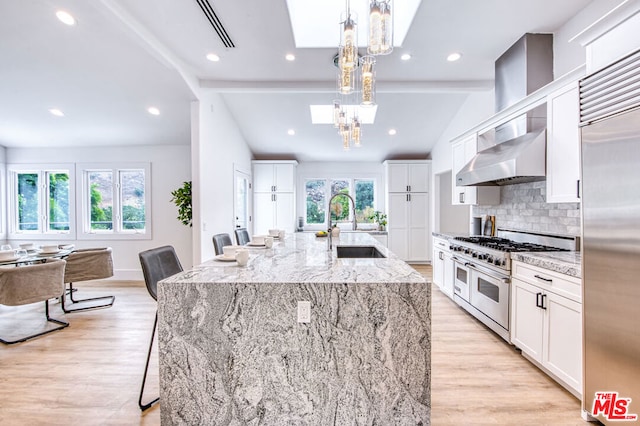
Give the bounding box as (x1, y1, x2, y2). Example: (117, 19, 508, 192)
(171, 181, 192, 227)
(369, 211, 387, 231)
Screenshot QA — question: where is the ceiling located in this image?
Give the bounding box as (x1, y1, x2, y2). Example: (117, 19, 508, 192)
(0, 0, 594, 161)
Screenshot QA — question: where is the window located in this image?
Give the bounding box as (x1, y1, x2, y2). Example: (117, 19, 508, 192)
(78, 163, 150, 239)
(8, 165, 74, 238)
(304, 177, 377, 228)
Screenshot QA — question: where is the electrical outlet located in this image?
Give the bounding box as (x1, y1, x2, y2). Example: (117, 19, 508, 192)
(297, 301, 311, 323)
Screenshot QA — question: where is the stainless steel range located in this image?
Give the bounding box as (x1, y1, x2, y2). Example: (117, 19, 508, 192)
(449, 229, 577, 342)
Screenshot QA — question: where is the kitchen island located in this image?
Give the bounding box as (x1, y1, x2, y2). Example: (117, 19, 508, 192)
(158, 232, 430, 425)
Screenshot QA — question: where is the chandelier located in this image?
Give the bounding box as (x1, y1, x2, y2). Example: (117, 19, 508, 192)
(333, 0, 392, 150)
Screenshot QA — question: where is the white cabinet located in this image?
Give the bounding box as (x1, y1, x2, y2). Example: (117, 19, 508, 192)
(388, 192, 429, 262)
(546, 82, 580, 203)
(386, 162, 429, 193)
(432, 236, 453, 299)
(252, 161, 297, 235)
(253, 162, 296, 193)
(451, 134, 500, 205)
(384, 161, 431, 262)
(370, 233, 388, 247)
(510, 261, 582, 396)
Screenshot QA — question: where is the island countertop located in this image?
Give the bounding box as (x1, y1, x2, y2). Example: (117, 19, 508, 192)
(157, 232, 431, 425)
(162, 232, 425, 285)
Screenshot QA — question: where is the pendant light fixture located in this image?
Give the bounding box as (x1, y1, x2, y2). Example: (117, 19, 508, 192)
(360, 56, 376, 106)
(368, 1, 393, 56)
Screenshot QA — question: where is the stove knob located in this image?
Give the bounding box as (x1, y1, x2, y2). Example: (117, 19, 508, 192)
(494, 258, 501, 266)
(478, 254, 487, 260)
(486, 256, 493, 264)
(472, 252, 478, 258)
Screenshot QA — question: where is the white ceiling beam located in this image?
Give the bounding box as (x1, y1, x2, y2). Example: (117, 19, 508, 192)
(199, 79, 494, 93)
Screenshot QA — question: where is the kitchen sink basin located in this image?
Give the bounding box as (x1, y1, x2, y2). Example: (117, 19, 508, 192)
(336, 246, 386, 258)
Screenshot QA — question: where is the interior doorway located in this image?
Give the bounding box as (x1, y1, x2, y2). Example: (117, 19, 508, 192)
(234, 168, 251, 233)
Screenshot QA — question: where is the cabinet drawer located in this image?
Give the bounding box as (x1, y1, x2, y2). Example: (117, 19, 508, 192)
(433, 237, 449, 251)
(512, 261, 581, 302)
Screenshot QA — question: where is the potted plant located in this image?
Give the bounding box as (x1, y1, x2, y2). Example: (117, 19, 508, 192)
(369, 211, 387, 231)
(171, 181, 192, 227)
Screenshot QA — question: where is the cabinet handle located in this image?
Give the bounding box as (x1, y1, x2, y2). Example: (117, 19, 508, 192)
(274, 194, 277, 202)
(459, 192, 465, 203)
(534, 274, 553, 283)
(439, 251, 444, 260)
(406, 185, 409, 192)
(454, 286, 461, 293)
(274, 185, 277, 192)
(577, 180, 580, 199)
(408, 194, 411, 202)
(408, 185, 411, 192)
(541, 294, 547, 310)
(535, 292, 543, 308)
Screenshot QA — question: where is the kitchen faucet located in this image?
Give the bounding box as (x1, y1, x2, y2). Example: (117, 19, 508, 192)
(327, 193, 357, 250)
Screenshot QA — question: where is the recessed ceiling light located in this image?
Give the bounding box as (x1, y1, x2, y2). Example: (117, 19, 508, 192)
(147, 107, 160, 116)
(287, 129, 296, 136)
(49, 108, 64, 117)
(401, 53, 412, 61)
(285, 53, 296, 61)
(388, 129, 397, 136)
(56, 10, 76, 26)
(206, 53, 220, 62)
(447, 52, 462, 62)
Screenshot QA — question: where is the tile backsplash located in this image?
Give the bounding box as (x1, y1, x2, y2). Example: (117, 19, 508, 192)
(473, 181, 580, 236)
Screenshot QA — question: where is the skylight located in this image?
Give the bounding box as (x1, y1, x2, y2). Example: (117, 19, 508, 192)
(286, 0, 422, 48)
(310, 104, 378, 124)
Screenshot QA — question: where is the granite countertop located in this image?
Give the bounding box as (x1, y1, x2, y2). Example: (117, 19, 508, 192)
(432, 231, 470, 240)
(511, 251, 582, 278)
(163, 232, 424, 285)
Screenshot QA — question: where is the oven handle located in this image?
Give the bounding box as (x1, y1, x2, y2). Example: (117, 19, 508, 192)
(466, 261, 510, 282)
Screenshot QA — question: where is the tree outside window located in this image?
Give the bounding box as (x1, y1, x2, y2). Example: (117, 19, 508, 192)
(305, 179, 325, 224)
(355, 179, 375, 223)
(16, 170, 70, 233)
(330, 179, 350, 223)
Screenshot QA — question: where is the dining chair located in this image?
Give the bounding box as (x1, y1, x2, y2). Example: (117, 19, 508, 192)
(234, 228, 250, 246)
(138, 245, 183, 411)
(212, 233, 233, 255)
(0, 258, 68, 344)
(61, 247, 114, 313)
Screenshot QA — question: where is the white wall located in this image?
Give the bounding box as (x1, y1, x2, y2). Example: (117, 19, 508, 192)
(296, 161, 385, 230)
(5, 145, 192, 279)
(192, 92, 253, 264)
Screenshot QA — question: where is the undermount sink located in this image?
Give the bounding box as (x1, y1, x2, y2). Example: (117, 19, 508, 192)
(336, 246, 386, 258)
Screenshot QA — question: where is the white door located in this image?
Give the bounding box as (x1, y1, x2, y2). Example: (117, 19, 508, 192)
(387, 193, 409, 260)
(253, 192, 274, 236)
(510, 279, 544, 361)
(408, 164, 429, 192)
(274, 163, 295, 193)
(407, 193, 428, 261)
(253, 163, 274, 193)
(234, 169, 251, 231)
(274, 192, 295, 233)
(442, 252, 454, 298)
(387, 163, 409, 193)
(432, 249, 444, 288)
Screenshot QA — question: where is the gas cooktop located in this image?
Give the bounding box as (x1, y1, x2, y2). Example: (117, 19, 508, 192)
(453, 236, 569, 253)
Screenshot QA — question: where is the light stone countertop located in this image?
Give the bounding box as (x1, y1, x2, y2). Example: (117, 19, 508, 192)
(157, 232, 430, 424)
(511, 251, 582, 278)
(164, 232, 424, 285)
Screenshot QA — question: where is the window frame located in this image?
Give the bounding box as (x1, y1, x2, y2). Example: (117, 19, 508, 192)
(303, 177, 377, 231)
(7, 163, 76, 240)
(76, 162, 152, 240)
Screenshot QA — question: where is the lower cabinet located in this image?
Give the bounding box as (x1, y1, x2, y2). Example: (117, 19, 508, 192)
(510, 262, 582, 397)
(432, 237, 453, 299)
(253, 192, 295, 235)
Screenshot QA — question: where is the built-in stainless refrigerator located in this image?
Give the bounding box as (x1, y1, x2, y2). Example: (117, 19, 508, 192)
(580, 49, 640, 424)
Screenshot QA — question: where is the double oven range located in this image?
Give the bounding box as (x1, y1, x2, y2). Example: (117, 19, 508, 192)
(449, 229, 577, 342)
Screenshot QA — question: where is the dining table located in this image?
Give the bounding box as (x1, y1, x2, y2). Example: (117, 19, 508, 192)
(0, 247, 74, 267)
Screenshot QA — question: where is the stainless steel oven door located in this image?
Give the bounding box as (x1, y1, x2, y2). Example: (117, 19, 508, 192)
(468, 262, 510, 331)
(452, 257, 470, 302)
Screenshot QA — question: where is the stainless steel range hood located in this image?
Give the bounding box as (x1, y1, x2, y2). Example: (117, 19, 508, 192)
(457, 33, 552, 186)
(456, 129, 546, 186)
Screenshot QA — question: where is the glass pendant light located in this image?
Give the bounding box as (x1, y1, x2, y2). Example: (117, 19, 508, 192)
(368, 1, 393, 55)
(333, 100, 341, 128)
(339, 9, 358, 71)
(361, 56, 376, 106)
(342, 130, 351, 151)
(351, 117, 362, 147)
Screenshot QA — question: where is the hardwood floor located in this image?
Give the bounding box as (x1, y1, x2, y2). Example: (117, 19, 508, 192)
(0, 272, 587, 425)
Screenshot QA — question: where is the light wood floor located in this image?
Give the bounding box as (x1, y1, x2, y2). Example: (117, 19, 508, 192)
(0, 270, 587, 425)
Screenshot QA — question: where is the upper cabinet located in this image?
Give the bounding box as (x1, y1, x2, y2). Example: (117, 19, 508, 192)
(546, 82, 580, 203)
(451, 134, 500, 205)
(386, 161, 429, 193)
(253, 161, 297, 193)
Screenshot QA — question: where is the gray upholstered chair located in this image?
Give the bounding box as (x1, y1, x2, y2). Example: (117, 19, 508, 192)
(61, 247, 114, 313)
(0, 258, 68, 344)
(138, 245, 183, 411)
(212, 233, 232, 255)
(234, 228, 250, 246)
